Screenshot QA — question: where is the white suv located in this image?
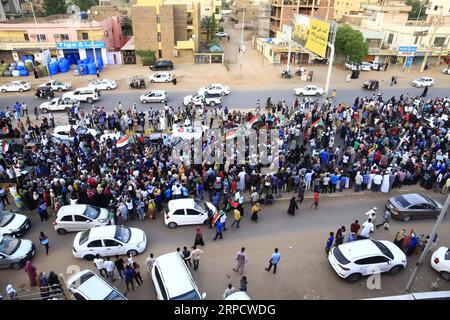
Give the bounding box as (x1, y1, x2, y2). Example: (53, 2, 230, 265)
(54, 205, 110, 234)
(328, 239, 407, 283)
(63, 87, 100, 104)
(165, 199, 216, 229)
(183, 92, 222, 107)
(67, 269, 127, 300)
(152, 252, 206, 300)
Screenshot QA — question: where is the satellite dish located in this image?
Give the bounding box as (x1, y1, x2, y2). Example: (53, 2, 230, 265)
(67, 4, 81, 14)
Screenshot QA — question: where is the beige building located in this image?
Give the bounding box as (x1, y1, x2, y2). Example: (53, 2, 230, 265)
(269, 0, 335, 37)
(333, 0, 378, 21)
(230, 0, 271, 37)
(131, 0, 201, 63)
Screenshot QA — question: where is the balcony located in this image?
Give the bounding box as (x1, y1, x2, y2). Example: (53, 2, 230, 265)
(175, 40, 195, 50)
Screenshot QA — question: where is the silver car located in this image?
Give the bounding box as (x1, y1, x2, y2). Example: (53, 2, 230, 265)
(140, 90, 167, 103)
(0, 235, 36, 269)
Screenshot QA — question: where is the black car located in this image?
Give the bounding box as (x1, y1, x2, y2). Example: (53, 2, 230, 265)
(150, 60, 174, 71)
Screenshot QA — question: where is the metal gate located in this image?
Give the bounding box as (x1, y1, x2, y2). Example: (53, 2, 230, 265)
(122, 50, 136, 65)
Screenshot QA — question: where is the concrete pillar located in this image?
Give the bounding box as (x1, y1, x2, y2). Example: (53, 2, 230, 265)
(101, 48, 108, 65)
(79, 48, 87, 60)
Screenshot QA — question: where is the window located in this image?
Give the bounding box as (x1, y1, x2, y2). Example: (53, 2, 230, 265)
(433, 37, 446, 47)
(186, 209, 200, 216)
(82, 32, 89, 40)
(72, 292, 86, 300)
(156, 15, 160, 23)
(23, 33, 29, 41)
(354, 257, 380, 265)
(434, 5, 438, 10)
(75, 215, 90, 222)
(61, 215, 73, 222)
(414, 36, 419, 45)
(173, 209, 185, 215)
(60, 34, 69, 41)
(158, 50, 162, 59)
(154, 267, 168, 300)
(87, 240, 103, 248)
(37, 34, 46, 41)
(387, 33, 394, 44)
(104, 239, 121, 247)
(216, 8, 220, 14)
(157, 32, 161, 42)
(79, 230, 90, 245)
(370, 256, 390, 264)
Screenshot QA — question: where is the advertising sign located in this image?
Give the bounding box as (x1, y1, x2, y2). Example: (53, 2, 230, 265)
(293, 15, 310, 47)
(282, 25, 293, 42)
(305, 18, 330, 58)
(56, 41, 106, 49)
(397, 46, 417, 57)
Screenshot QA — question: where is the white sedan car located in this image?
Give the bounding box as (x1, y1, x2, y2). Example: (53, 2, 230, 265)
(360, 62, 373, 71)
(431, 246, 450, 281)
(0, 210, 31, 238)
(51, 125, 97, 144)
(72, 225, 147, 260)
(412, 77, 434, 87)
(0, 81, 31, 93)
(89, 79, 117, 91)
(54, 205, 110, 234)
(328, 239, 407, 283)
(39, 80, 71, 91)
(198, 83, 230, 96)
(140, 90, 168, 103)
(216, 31, 228, 38)
(149, 72, 174, 83)
(294, 85, 325, 96)
(67, 270, 127, 300)
(165, 199, 216, 229)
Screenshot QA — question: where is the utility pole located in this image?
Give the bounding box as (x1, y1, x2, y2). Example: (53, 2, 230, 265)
(310, 0, 314, 17)
(324, 23, 336, 96)
(406, 192, 450, 293)
(239, 7, 245, 75)
(420, 6, 444, 72)
(87, 10, 99, 71)
(29, 0, 51, 78)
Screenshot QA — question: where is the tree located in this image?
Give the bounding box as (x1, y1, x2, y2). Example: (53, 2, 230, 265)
(335, 25, 368, 63)
(406, 0, 428, 21)
(73, 0, 98, 12)
(43, 0, 67, 16)
(201, 15, 218, 44)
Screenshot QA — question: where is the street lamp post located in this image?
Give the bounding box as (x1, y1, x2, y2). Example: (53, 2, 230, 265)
(28, 0, 51, 78)
(86, 10, 99, 71)
(239, 7, 246, 75)
(420, 6, 444, 72)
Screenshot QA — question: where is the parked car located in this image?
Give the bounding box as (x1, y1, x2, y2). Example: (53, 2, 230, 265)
(198, 84, 230, 96)
(0, 235, 36, 269)
(412, 77, 434, 87)
(345, 62, 361, 71)
(149, 60, 174, 71)
(54, 205, 110, 235)
(0, 210, 31, 237)
(152, 252, 206, 300)
(294, 85, 325, 96)
(140, 90, 168, 103)
(72, 225, 147, 260)
(39, 98, 80, 113)
(0, 81, 31, 93)
(360, 62, 373, 71)
(183, 92, 222, 107)
(89, 79, 117, 91)
(149, 72, 175, 83)
(385, 193, 443, 222)
(67, 269, 127, 300)
(431, 246, 450, 280)
(328, 239, 407, 283)
(364, 290, 450, 300)
(38, 80, 71, 92)
(165, 198, 216, 229)
(51, 125, 97, 144)
(216, 31, 228, 38)
(63, 87, 100, 104)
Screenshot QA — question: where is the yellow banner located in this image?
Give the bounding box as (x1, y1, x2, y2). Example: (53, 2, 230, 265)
(305, 19, 330, 58)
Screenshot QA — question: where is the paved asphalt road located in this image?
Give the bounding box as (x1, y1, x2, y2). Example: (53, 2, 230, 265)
(0, 187, 449, 300)
(1, 86, 449, 114)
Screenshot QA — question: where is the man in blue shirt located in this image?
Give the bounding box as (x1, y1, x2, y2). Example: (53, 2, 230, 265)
(265, 248, 281, 274)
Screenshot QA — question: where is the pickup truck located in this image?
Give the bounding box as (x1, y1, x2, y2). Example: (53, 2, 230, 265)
(39, 98, 80, 113)
(183, 91, 222, 107)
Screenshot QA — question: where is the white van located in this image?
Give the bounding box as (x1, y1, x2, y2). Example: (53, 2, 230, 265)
(152, 252, 206, 300)
(67, 269, 127, 300)
(63, 87, 100, 104)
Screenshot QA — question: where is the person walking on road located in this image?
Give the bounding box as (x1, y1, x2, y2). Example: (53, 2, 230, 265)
(189, 246, 204, 271)
(376, 210, 391, 230)
(265, 248, 281, 274)
(233, 247, 248, 275)
(94, 254, 106, 277)
(104, 257, 116, 282)
(213, 220, 224, 240)
(124, 265, 135, 292)
(39, 231, 49, 255)
(194, 227, 205, 246)
(182, 246, 192, 267)
(334, 226, 346, 246)
(240, 276, 248, 292)
(24, 261, 37, 287)
(310, 191, 319, 209)
(359, 218, 374, 239)
(287, 196, 298, 216)
(114, 255, 125, 279)
(145, 253, 156, 275)
(223, 283, 236, 299)
(325, 232, 335, 255)
(230, 207, 241, 228)
(251, 203, 261, 222)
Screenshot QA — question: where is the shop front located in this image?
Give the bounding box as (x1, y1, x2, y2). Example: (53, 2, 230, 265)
(56, 41, 108, 65)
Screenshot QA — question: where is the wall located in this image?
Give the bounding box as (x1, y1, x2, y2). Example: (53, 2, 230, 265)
(131, 5, 158, 64)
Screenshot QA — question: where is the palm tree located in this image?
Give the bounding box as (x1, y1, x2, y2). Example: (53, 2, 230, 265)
(201, 15, 218, 44)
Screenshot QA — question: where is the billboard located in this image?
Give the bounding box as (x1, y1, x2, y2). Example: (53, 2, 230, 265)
(293, 15, 330, 58)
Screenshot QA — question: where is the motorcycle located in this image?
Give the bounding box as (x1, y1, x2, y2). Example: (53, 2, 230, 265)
(281, 70, 292, 79)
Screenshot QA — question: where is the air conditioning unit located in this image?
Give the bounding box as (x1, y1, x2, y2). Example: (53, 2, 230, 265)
(173, 50, 179, 57)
